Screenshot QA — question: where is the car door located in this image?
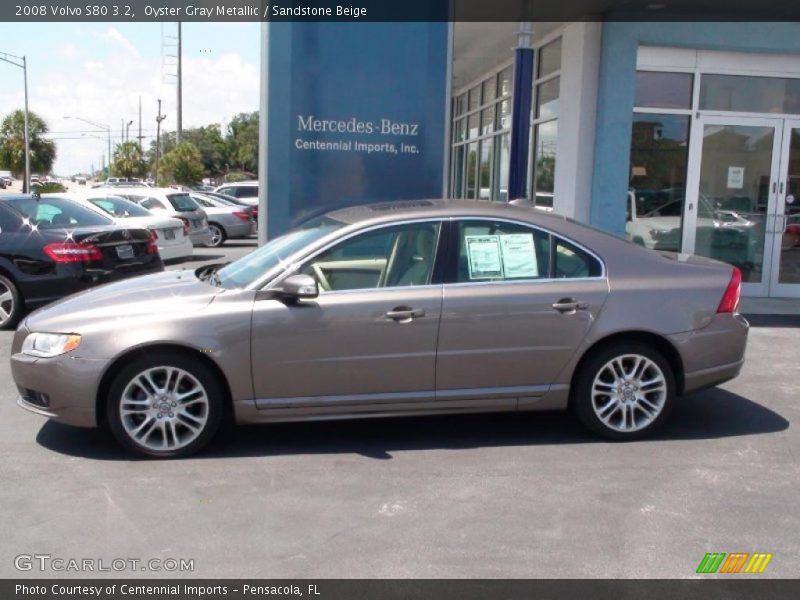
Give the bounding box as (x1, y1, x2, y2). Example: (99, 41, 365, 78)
(250, 220, 445, 416)
(435, 218, 609, 406)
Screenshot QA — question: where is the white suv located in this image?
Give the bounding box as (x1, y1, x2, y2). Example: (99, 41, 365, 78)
(214, 181, 258, 206)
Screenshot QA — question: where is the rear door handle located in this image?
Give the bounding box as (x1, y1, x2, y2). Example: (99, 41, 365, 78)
(552, 298, 588, 313)
(385, 307, 425, 322)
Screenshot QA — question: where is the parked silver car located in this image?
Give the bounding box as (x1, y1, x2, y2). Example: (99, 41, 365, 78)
(11, 200, 748, 458)
(189, 192, 256, 247)
(96, 187, 213, 247)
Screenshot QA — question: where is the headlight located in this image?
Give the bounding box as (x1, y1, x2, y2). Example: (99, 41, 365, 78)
(21, 332, 82, 358)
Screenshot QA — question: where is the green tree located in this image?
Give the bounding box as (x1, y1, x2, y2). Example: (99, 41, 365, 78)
(226, 112, 259, 174)
(159, 141, 205, 186)
(111, 141, 147, 179)
(0, 110, 56, 191)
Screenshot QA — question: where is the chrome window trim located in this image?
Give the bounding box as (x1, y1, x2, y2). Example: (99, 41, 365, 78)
(451, 215, 607, 281)
(251, 217, 447, 292)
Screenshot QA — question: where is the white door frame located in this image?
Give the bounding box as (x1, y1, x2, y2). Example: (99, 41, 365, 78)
(769, 118, 800, 298)
(682, 114, 784, 297)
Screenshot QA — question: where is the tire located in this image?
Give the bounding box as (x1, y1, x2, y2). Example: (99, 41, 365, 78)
(205, 223, 226, 248)
(572, 341, 675, 441)
(0, 274, 22, 330)
(107, 352, 224, 458)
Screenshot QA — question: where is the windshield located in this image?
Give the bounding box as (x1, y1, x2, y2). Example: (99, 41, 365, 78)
(89, 196, 152, 218)
(5, 196, 112, 229)
(213, 217, 343, 288)
(167, 193, 199, 212)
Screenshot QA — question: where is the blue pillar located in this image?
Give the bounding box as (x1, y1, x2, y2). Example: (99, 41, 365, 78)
(508, 47, 534, 200)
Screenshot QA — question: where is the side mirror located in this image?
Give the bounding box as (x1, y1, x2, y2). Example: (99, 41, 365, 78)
(275, 274, 318, 301)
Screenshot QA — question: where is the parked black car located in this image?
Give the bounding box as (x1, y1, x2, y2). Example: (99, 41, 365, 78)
(0, 194, 164, 329)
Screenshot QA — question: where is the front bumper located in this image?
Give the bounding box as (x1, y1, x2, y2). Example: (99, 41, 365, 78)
(11, 333, 106, 428)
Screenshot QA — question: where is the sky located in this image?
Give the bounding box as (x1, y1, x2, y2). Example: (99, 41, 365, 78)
(0, 22, 260, 175)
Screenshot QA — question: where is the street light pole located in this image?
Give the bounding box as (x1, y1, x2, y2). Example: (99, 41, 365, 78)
(0, 51, 31, 193)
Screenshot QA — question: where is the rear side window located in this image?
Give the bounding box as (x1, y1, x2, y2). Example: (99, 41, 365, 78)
(233, 186, 258, 199)
(453, 220, 550, 283)
(135, 197, 167, 210)
(554, 238, 603, 279)
(167, 193, 199, 211)
(0, 204, 22, 233)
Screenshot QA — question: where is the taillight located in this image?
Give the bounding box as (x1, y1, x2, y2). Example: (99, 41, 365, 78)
(178, 217, 190, 235)
(146, 230, 158, 255)
(232, 211, 251, 221)
(43, 242, 103, 263)
(717, 267, 742, 313)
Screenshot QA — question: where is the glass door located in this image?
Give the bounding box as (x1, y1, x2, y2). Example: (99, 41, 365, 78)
(769, 120, 800, 297)
(683, 116, 783, 297)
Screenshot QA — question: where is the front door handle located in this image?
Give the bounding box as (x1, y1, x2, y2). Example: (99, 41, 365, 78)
(385, 307, 425, 322)
(552, 298, 588, 314)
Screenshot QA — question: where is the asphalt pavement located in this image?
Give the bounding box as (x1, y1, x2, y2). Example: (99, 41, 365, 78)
(0, 238, 798, 578)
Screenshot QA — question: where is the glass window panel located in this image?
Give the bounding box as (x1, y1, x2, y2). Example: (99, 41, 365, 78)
(482, 76, 496, 104)
(455, 94, 466, 116)
(634, 71, 693, 109)
(466, 142, 478, 199)
(481, 107, 494, 136)
(537, 38, 562, 79)
(494, 133, 510, 201)
(778, 128, 800, 284)
(479, 140, 493, 199)
(694, 123, 771, 282)
(467, 113, 479, 139)
(453, 118, 466, 143)
(468, 86, 481, 112)
(498, 66, 513, 97)
(451, 145, 465, 198)
(533, 120, 557, 207)
(700, 74, 800, 114)
(497, 99, 512, 130)
(627, 114, 691, 252)
(536, 77, 560, 120)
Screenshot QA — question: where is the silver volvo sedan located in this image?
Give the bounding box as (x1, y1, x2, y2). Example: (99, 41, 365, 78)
(11, 200, 748, 458)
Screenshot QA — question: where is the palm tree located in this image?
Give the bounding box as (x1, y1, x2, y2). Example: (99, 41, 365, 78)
(111, 141, 147, 179)
(0, 110, 56, 191)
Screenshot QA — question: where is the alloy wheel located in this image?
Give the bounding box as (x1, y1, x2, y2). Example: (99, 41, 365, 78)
(0, 279, 16, 327)
(590, 353, 667, 433)
(119, 366, 210, 452)
(207, 225, 224, 247)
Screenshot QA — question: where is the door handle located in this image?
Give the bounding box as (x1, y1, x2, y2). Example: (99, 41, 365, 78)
(385, 307, 425, 322)
(552, 298, 588, 313)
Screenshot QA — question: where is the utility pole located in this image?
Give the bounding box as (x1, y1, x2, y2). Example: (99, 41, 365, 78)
(155, 99, 167, 186)
(176, 22, 183, 143)
(137, 96, 143, 150)
(0, 52, 30, 193)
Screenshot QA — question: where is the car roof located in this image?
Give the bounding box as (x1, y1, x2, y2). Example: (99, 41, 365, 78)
(218, 181, 257, 187)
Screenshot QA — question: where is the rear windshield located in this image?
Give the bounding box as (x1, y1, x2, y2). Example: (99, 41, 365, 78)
(4, 196, 112, 229)
(167, 193, 199, 212)
(89, 196, 152, 218)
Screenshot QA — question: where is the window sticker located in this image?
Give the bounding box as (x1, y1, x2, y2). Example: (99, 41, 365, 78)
(465, 235, 503, 279)
(500, 233, 538, 278)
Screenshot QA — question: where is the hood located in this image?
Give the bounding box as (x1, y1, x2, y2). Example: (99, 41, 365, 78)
(25, 269, 222, 333)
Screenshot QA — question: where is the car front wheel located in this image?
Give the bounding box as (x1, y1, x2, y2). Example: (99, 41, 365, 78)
(107, 353, 224, 458)
(573, 342, 675, 440)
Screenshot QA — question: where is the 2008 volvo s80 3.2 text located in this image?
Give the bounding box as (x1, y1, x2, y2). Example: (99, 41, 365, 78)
(11, 200, 748, 458)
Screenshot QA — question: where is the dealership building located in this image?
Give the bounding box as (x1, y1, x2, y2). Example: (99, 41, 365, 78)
(261, 19, 800, 299)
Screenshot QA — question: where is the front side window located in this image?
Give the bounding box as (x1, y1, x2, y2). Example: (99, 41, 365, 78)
(89, 196, 151, 218)
(301, 222, 441, 292)
(453, 220, 550, 283)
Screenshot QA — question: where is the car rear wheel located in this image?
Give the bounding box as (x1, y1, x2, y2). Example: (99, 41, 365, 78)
(205, 223, 226, 248)
(573, 342, 675, 440)
(0, 274, 21, 330)
(107, 353, 224, 458)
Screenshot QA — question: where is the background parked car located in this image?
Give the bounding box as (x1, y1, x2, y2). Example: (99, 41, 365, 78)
(46, 192, 193, 261)
(96, 186, 213, 247)
(0, 194, 163, 329)
(214, 181, 259, 205)
(189, 192, 256, 247)
(202, 190, 259, 223)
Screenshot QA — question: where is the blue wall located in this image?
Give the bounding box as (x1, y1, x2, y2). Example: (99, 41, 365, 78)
(265, 22, 449, 237)
(591, 21, 800, 235)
